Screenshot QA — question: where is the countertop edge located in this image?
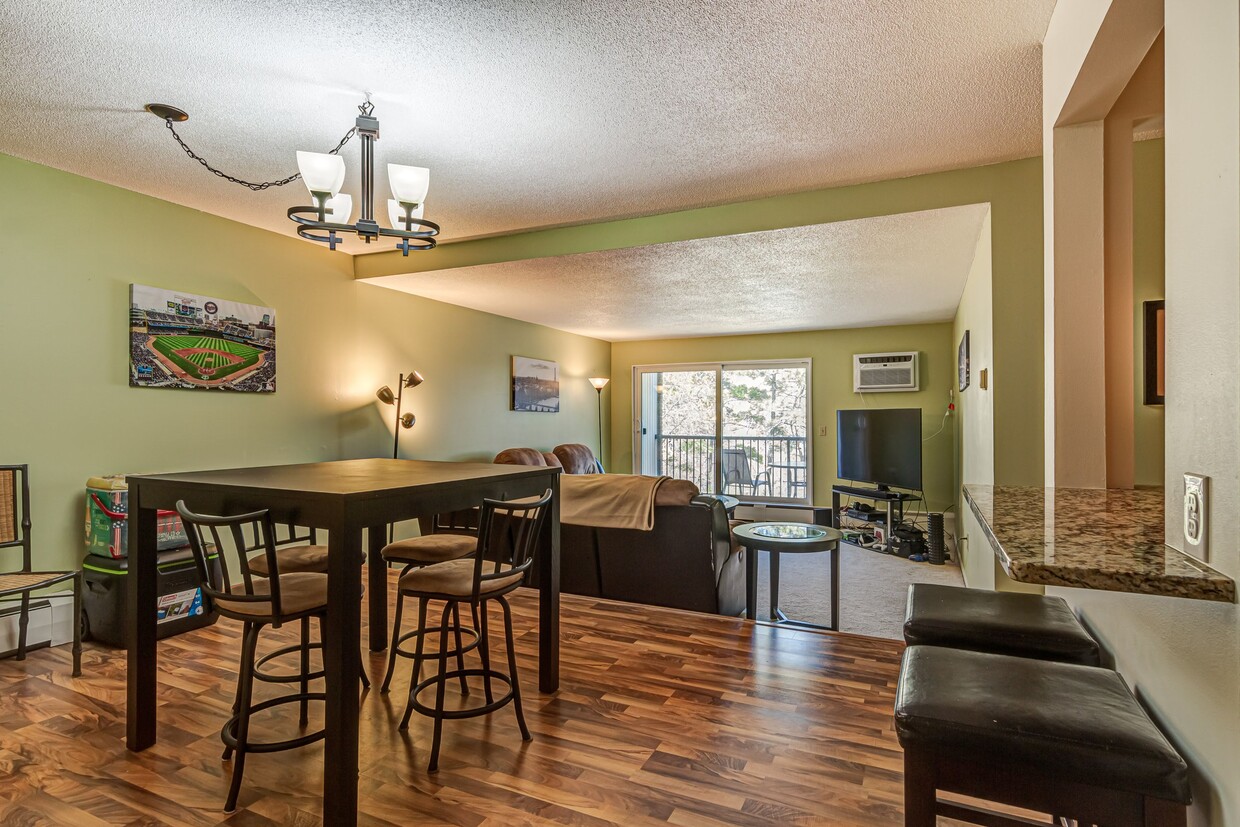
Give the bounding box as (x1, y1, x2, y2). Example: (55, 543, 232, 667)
(963, 485, 1236, 604)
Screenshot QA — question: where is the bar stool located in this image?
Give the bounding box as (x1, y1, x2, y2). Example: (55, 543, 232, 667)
(245, 524, 328, 576)
(903, 583, 1102, 665)
(896, 645, 1190, 825)
(378, 530, 478, 693)
(389, 490, 552, 771)
(176, 501, 333, 814)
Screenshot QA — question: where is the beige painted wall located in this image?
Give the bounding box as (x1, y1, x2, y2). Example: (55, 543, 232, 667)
(609, 323, 956, 511)
(952, 210, 994, 584)
(1043, 3, 1240, 825)
(0, 153, 609, 572)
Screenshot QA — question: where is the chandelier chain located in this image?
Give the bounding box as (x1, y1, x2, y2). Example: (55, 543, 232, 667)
(162, 118, 358, 192)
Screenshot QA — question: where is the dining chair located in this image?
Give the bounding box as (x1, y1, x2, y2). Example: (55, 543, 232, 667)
(389, 490, 552, 771)
(0, 465, 81, 676)
(721, 448, 771, 496)
(175, 500, 335, 813)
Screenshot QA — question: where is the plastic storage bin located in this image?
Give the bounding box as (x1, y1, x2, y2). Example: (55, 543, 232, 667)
(81, 547, 221, 646)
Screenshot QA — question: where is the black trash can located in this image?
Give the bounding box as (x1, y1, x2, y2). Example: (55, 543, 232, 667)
(81, 547, 221, 646)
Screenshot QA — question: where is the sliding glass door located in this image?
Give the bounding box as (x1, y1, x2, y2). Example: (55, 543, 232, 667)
(634, 360, 811, 503)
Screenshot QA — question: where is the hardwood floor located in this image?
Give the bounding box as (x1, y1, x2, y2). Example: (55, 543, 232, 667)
(0, 570, 909, 825)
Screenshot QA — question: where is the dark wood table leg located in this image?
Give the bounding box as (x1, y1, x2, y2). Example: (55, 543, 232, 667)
(830, 543, 840, 631)
(323, 514, 362, 826)
(769, 551, 781, 621)
(745, 543, 757, 620)
(126, 483, 158, 751)
(367, 524, 387, 652)
(538, 471, 561, 693)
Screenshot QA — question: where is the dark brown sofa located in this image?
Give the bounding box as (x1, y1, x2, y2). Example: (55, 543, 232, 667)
(493, 447, 745, 616)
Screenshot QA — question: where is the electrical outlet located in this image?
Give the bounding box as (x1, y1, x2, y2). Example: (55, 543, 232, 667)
(1183, 473, 1209, 561)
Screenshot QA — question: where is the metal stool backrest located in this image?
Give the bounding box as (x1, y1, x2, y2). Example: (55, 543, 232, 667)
(0, 466, 31, 571)
(175, 500, 290, 624)
(471, 490, 553, 600)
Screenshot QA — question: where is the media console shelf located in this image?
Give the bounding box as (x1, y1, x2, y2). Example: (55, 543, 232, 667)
(830, 484, 920, 554)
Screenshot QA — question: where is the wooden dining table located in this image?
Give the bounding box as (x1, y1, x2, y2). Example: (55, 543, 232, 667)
(124, 458, 561, 826)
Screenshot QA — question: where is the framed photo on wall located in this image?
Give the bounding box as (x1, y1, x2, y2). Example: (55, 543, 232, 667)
(1144, 300, 1165, 405)
(958, 330, 970, 392)
(129, 284, 276, 393)
(511, 355, 559, 412)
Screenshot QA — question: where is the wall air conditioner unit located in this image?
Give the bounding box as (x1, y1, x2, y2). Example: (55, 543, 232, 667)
(853, 351, 919, 393)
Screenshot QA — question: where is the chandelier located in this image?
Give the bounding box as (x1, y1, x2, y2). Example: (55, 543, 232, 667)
(147, 97, 439, 255)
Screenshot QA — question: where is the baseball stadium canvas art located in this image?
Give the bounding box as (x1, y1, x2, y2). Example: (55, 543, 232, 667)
(129, 284, 277, 393)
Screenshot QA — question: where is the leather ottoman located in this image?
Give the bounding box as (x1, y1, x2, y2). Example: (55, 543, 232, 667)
(895, 645, 1190, 826)
(903, 583, 1101, 665)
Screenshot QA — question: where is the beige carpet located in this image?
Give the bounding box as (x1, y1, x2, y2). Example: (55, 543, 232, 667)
(751, 542, 964, 639)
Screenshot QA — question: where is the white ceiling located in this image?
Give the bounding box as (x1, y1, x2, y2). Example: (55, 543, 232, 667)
(0, 1, 1053, 253)
(362, 204, 991, 341)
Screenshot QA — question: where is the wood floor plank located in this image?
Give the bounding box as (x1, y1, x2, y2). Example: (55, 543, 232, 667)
(0, 568, 918, 825)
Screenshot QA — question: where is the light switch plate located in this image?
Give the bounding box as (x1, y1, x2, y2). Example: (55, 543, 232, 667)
(1183, 473, 1209, 562)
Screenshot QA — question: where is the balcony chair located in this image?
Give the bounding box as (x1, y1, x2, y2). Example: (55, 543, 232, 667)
(388, 490, 552, 772)
(0, 465, 81, 676)
(721, 448, 771, 497)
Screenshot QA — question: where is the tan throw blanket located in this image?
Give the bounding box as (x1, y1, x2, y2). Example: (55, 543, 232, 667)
(560, 474, 670, 531)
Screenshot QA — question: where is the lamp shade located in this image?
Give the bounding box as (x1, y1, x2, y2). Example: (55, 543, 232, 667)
(388, 164, 430, 204)
(588, 377, 610, 391)
(324, 193, 352, 224)
(297, 151, 346, 196)
(376, 386, 395, 405)
(403, 370, 424, 388)
(387, 199, 425, 230)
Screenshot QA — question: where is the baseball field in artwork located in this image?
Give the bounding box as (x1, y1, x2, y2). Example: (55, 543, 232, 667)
(130, 284, 277, 393)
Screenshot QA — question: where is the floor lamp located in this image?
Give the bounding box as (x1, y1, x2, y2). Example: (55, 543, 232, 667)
(589, 377, 609, 471)
(378, 370, 424, 542)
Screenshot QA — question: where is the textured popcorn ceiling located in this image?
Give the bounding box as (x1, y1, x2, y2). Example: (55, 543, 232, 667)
(363, 204, 991, 341)
(0, 1, 1052, 253)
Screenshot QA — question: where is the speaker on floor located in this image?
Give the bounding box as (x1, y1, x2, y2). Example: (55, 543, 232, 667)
(927, 513, 945, 565)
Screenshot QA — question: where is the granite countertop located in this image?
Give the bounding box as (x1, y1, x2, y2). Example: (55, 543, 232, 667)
(964, 485, 1235, 603)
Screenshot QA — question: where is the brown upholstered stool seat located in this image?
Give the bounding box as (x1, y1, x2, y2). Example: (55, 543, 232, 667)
(382, 534, 476, 566)
(398, 558, 524, 597)
(896, 646, 1191, 806)
(247, 544, 329, 577)
(904, 583, 1101, 665)
(217, 572, 330, 619)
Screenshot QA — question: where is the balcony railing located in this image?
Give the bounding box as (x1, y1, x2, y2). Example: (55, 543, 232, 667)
(655, 434, 808, 501)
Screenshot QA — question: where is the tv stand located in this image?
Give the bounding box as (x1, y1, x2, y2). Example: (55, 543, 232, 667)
(831, 484, 920, 554)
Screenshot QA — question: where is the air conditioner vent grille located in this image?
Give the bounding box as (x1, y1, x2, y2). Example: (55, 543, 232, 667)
(853, 351, 919, 393)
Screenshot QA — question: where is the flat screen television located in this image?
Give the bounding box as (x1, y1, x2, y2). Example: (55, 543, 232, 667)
(836, 408, 922, 491)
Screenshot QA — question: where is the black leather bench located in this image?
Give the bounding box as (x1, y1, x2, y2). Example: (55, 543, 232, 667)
(896, 646, 1191, 826)
(903, 583, 1101, 665)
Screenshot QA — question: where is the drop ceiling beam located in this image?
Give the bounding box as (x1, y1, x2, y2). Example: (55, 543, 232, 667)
(353, 162, 1021, 281)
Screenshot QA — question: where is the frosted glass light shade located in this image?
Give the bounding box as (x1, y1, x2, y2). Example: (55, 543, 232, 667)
(324, 193, 352, 224)
(588, 377, 610, 391)
(297, 151, 346, 196)
(388, 164, 430, 204)
(387, 199, 424, 229)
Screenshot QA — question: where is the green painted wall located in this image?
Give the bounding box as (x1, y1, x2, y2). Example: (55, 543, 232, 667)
(1133, 138, 1165, 487)
(609, 323, 956, 511)
(0, 153, 609, 571)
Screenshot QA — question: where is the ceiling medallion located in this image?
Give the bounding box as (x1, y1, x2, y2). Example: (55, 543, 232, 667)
(148, 96, 439, 255)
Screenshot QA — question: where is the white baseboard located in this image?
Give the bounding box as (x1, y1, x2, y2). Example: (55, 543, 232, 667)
(0, 591, 77, 652)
